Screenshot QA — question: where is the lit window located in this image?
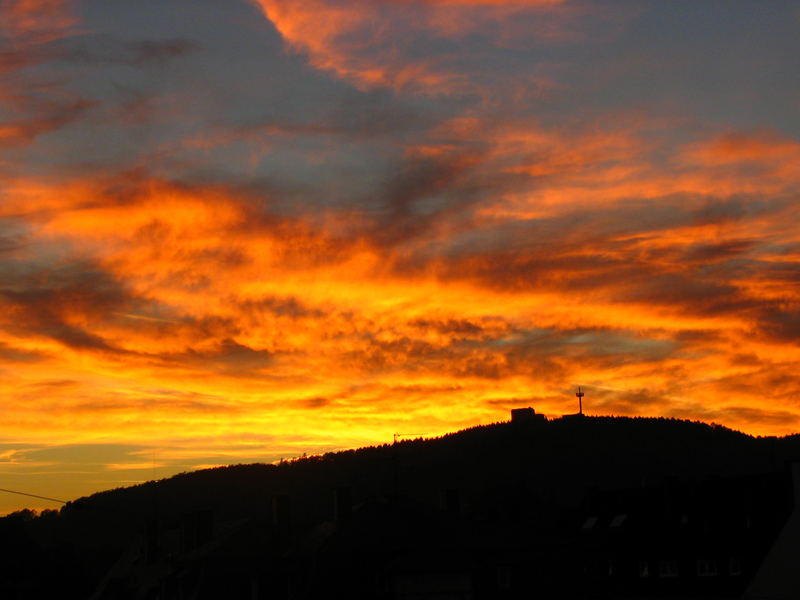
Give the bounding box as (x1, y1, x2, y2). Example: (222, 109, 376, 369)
(696, 559, 717, 577)
(729, 557, 742, 576)
(638, 560, 649, 578)
(497, 566, 512, 590)
(582, 516, 598, 529)
(658, 560, 679, 578)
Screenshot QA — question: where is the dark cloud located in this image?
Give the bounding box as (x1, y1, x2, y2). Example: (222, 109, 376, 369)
(388, 383, 463, 394)
(619, 273, 747, 312)
(303, 396, 332, 409)
(758, 259, 800, 284)
(729, 352, 762, 366)
(756, 306, 800, 343)
(0, 0, 74, 74)
(129, 39, 198, 67)
(26, 379, 79, 390)
(587, 387, 672, 415)
(165, 338, 272, 374)
(0, 341, 47, 363)
(409, 317, 494, 338)
(448, 354, 513, 380)
(377, 189, 793, 303)
(347, 336, 442, 372)
(682, 238, 757, 263)
(484, 397, 540, 407)
(0, 264, 132, 352)
(235, 295, 325, 320)
(325, 89, 438, 139)
(0, 228, 27, 255)
(51, 323, 117, 351)
(441, 247, 619, 293)
(0, 98, 95, 148)
(672, 329, 724, 344)
(189, 245, 250, 269)
(0, 47, 53, 74)
(337, 323, 682, 384)
(500, 330, 676, 378)
(59, 36, 198, 68)
(723, 406, 800, 427)
(370, 151, 486, 246)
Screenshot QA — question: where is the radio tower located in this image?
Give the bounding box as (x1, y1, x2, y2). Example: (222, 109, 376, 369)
(576, 387, 585, 415)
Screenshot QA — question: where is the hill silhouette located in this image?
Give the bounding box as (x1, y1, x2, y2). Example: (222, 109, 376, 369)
(4, 414, 800, 598)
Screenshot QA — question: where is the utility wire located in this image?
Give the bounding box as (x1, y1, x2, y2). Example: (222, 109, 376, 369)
(0, 487, 67, 504)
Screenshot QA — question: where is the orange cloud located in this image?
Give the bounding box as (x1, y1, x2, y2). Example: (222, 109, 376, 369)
(250, 0, 584, 93)
(687, 129, 800, 165)
(2, 137, 800, 515)
(0, 0, 76, 43)
(1, 154, 798, 452)
(681, 130, 800, 188)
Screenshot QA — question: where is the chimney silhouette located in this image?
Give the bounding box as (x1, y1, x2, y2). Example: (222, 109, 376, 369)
(511, 407, 535, 423)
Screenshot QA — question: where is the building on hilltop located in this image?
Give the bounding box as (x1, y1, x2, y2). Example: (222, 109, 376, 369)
(510, 407, 545, 424)
(511, 388, 590, 423)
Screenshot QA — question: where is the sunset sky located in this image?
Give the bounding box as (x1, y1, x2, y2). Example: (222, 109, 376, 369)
(1, 0, 800, 513)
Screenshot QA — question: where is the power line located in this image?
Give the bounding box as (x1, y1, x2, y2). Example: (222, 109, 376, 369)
(0, 487, 67, 504)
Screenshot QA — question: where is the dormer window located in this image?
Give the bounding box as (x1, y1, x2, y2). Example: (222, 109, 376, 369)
(609, 514, 627, 528)
(582, 516, 598, 529)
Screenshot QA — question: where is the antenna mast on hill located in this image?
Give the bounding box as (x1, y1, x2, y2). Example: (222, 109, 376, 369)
(576, 387, 585, 415)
